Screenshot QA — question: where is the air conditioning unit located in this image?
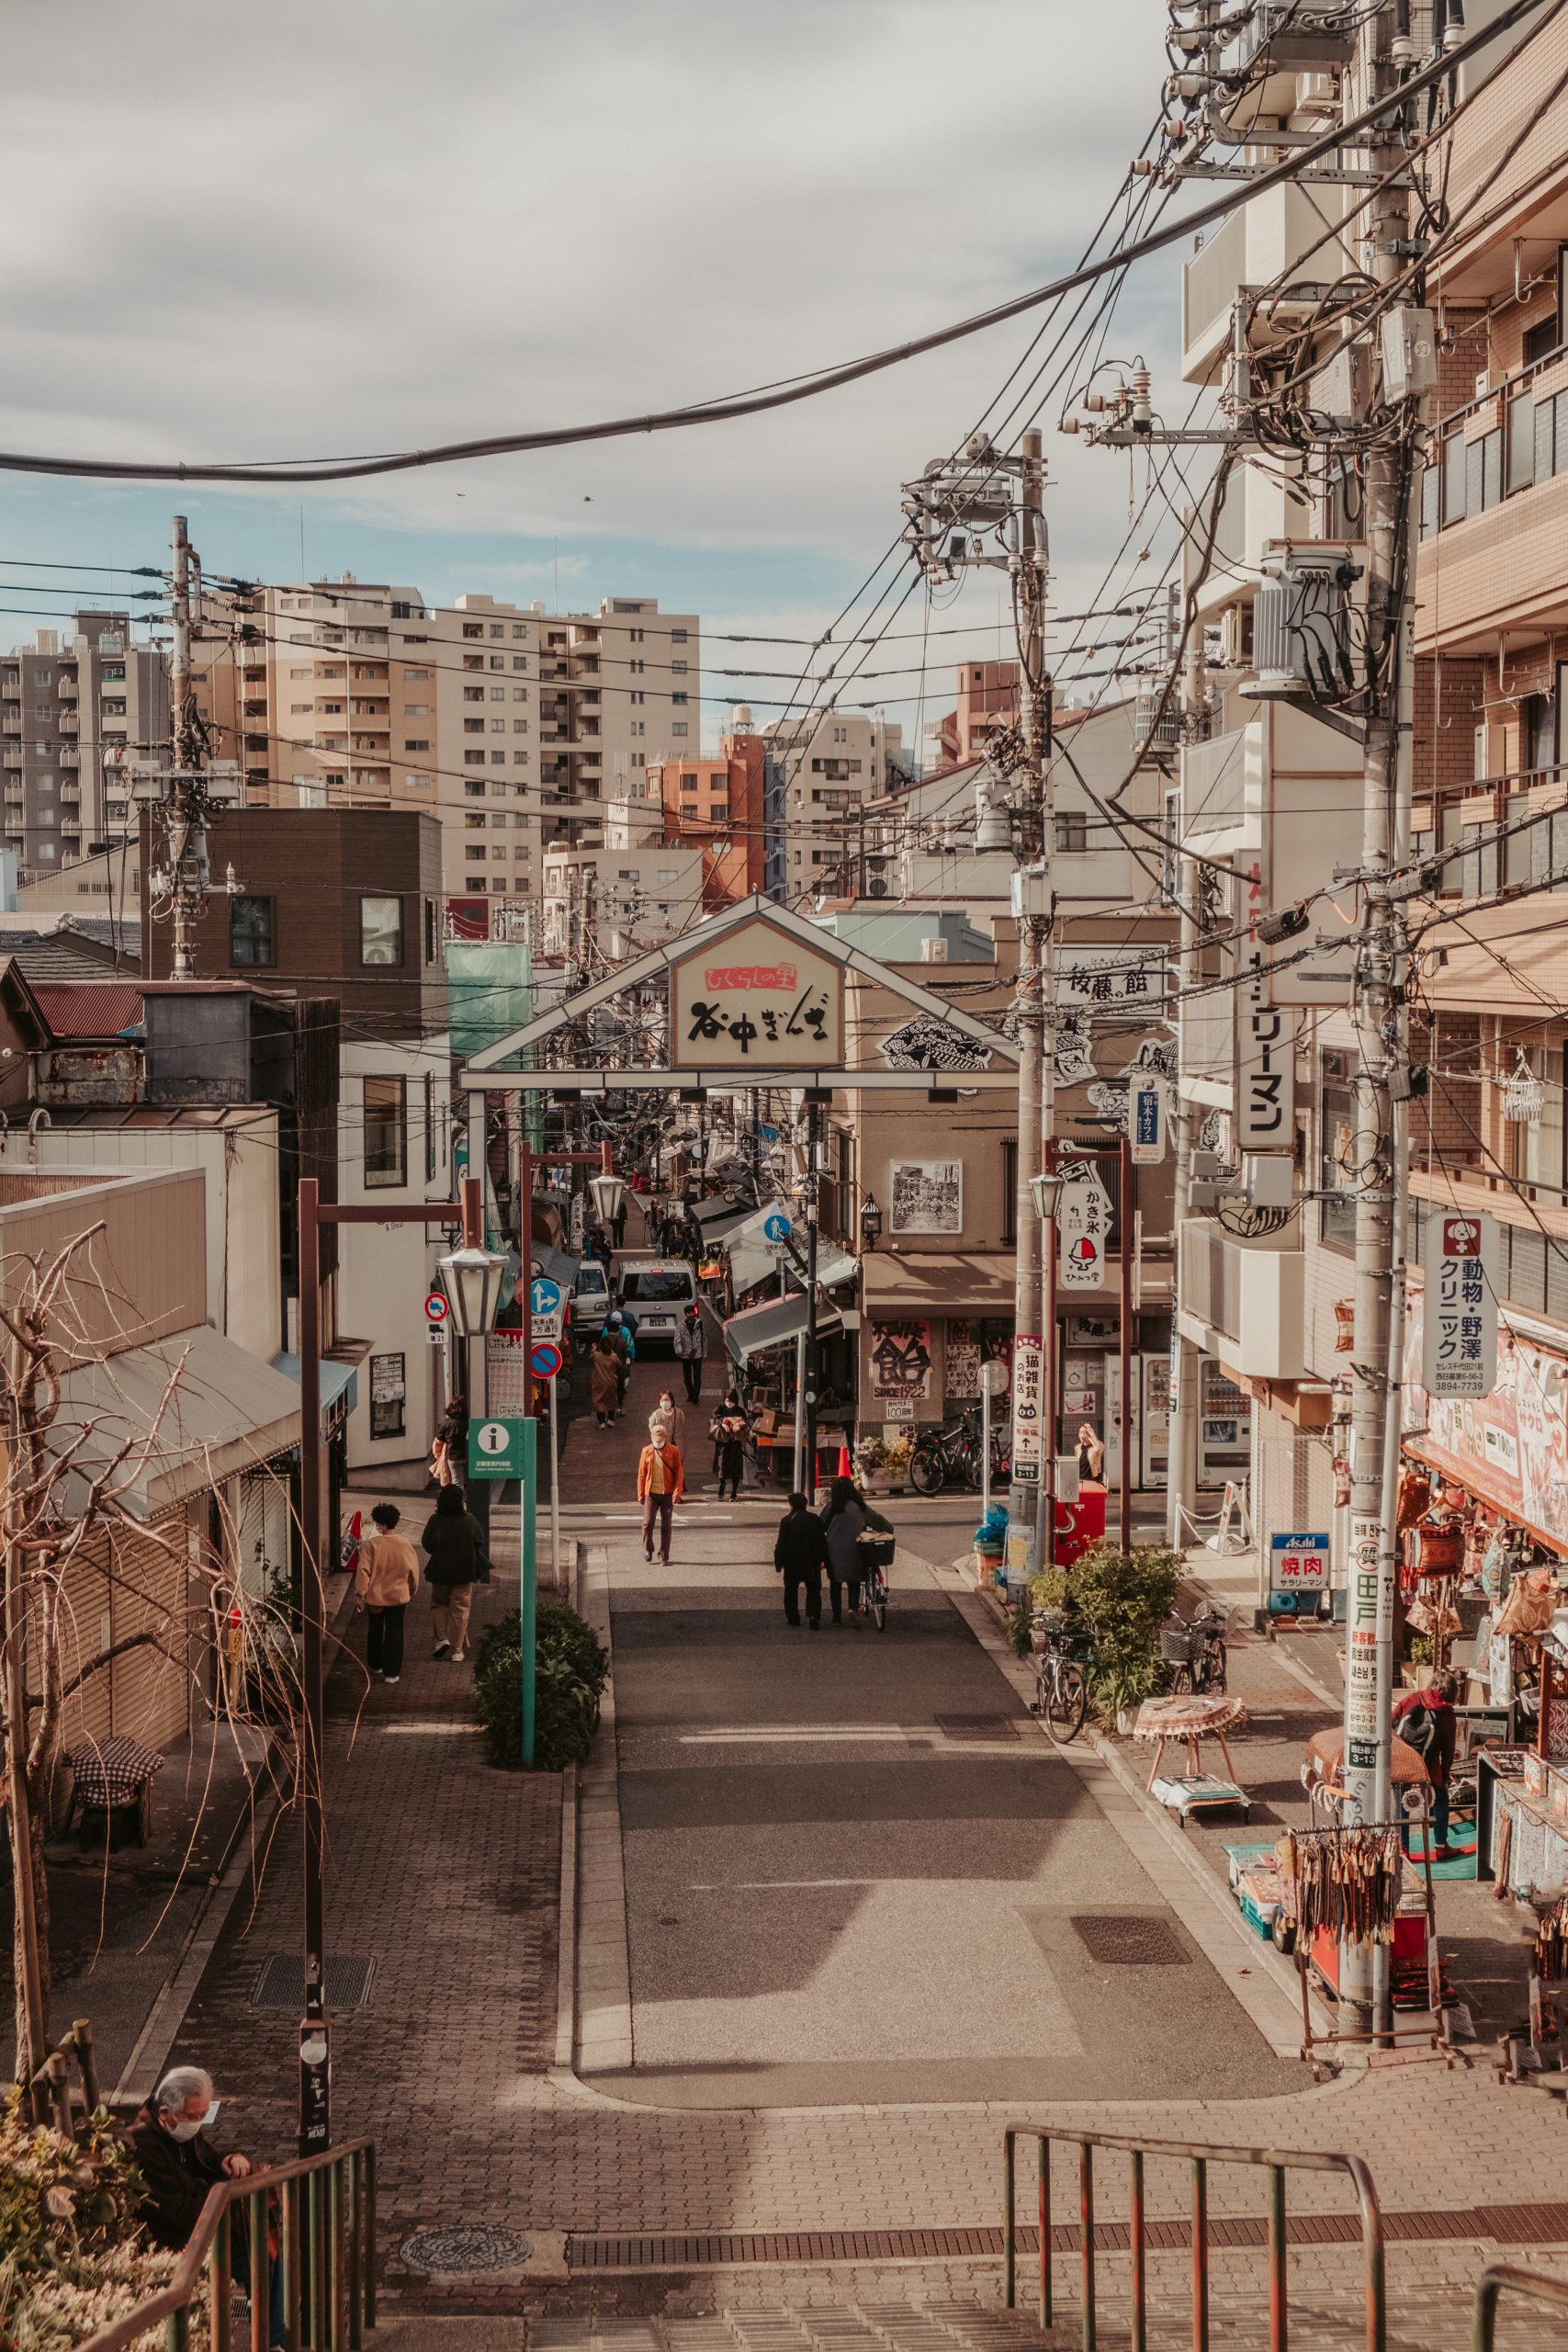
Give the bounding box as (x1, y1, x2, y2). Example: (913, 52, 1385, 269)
(1241, 542, 1362, 703)
(920, 936, 950, 963)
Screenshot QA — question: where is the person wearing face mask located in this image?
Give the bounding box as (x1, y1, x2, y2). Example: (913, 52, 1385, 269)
(130, 2066, 283, 2346)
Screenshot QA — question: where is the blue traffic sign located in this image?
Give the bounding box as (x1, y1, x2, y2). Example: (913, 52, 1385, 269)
(531, 1340, 563, 1380)
(762, 1212, 793, 1244)
(530, 1277, 562, 1316)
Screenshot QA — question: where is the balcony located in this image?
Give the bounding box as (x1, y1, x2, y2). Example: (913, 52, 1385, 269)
(56, 678, 76, 700)
(58, 714, 77, 735)
(1180, 183, 1351, 386)
(1417, 360, 1568, 650)
(59, 746, 79, 767)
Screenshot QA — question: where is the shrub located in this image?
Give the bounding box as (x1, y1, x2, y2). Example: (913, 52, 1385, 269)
(1028, 1538, 1184, 1721)
(0, 2090, 189, 2349)
(474, 1600, 609, 1770)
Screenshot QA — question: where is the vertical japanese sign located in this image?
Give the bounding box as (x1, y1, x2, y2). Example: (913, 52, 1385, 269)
(1058, 1167, 1111, 1291)
(1235, 949, 1296, 1151)
(1010, 1335, 1044, 1484)
(671, 914, 844, 1069)
(1421, 1210, 1498, 1400)
(1131, 1078, 1165, 1165)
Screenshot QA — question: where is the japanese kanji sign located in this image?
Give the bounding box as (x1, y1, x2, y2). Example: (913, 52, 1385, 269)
(1010, 1335, 1044, 1483)
(867, 1317, 933, 1406)
(1421, 1209, 1497, 1401)
(1058, 1165, 1111, 1292)
(1235, 947, 1297, 1150)
(1056, 946, 1168, 1016)
(670, 914, 844, 1069)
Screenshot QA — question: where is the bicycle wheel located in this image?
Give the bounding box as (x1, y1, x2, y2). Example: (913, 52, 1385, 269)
(869, 1570, 887, 1631)
(1168, 1663, 1193, 1696)
(961, 1442, 984, 1491)
(908, 1444, 943, 1497)
(1031, 1655, 1049, 1716)
(1202, 1638, 1227, 1694)
(1043, 1658, 1088, 1745)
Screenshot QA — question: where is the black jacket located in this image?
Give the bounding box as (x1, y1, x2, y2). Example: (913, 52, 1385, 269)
(774, 1508, 830, 1577)
(127, 2105, 228, 2252)
(420, 1509, 491, 1589)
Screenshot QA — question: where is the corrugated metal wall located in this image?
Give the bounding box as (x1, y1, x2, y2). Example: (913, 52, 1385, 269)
(55, 1510, 193, 1754)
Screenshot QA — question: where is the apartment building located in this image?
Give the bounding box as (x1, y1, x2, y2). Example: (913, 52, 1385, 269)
(0, 615, 169, 883)
(197, 580, 700, 925)
(647, 711, 768, 905)
(541, 841, 705, 965)
(762, 710, 906, 901)
(922, 659, 1021, 775)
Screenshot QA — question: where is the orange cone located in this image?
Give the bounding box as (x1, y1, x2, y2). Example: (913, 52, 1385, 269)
(838, 1443, 852, 1481)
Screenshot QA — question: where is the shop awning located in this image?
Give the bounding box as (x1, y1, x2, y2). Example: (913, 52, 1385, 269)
(51, 1326, 305, 1521)
(728, 1207, 859, 1298)
(725, 1290, 845, 1364)
(272, 1352, 361, 1428)
(861, 1252, 1018, 1315)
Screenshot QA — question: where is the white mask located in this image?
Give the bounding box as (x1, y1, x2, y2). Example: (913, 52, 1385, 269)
(166, 2098, 220, 2142)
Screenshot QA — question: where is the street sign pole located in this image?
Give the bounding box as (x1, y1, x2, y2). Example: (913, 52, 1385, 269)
(547, 1374, 560, 1591)
(521, 1416, 538, 1768)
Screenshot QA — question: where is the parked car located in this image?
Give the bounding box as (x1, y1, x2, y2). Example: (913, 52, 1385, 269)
(570, 1259, 610, 1333)
(614, 1259, 697, 1351)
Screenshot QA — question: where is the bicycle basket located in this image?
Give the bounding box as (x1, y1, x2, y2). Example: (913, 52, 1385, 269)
(1159, 1623, 1199, 1666)
(1034, 1609, 1072, 1636)
(857, 1532, 896, 1568)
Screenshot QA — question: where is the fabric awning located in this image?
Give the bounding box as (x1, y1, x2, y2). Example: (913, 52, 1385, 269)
(861, 1252, 1019, 1315)
(272, 1352, 361, 1427)
(727, 1205, 859, 1299)
(51, 1326, 305, 1521)
(725, 1291, 845, 1363)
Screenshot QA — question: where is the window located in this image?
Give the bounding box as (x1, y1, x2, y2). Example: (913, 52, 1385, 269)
(403, 666, 431, 680)
(464, 685, 484, 703)
(363, 1076, 407, 1188)
(463, 623, 483, 639)
(1001, 1139, 1018, 1246)
(489, 656, 505, 672)
(360, 895, 404, 966)
(671, 628, 688, 643)
(1320, 1052, 1358, 1250)
(672, 722, 689, 737)
(403, 739, 430, 752)
(490, 624, 504, 639)
(368, 1351, 406, 1440)
(671, 692, 689, 706)
(1508, 390, 1536, 493)
(1442, 430, 1466, 526)
(1525, 311, 1562, 367)
(230, 894, 275, 966)
(1055, 811, 1088, 854)
(464, 719, 485, 736)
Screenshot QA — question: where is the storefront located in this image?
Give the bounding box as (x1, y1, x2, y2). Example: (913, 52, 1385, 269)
(858, 1253, 1016, 1432)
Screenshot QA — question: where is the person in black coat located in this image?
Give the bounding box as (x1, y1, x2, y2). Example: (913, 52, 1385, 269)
(773, 1490, 830, 1628)
(130, 2065, 283, 2346)
(420, 1483, 491, 1664)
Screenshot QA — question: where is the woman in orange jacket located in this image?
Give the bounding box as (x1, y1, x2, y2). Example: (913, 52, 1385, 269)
(637, 1415, 685, 1564)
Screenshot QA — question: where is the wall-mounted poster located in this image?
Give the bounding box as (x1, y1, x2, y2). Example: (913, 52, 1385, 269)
(889, 1159, 962, 1236)
(947, 1319, 981, 1399)
(868, 1317, 933, 1406)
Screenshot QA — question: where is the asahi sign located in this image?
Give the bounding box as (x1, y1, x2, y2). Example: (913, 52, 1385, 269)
(1421, 1209, 1498, 1401)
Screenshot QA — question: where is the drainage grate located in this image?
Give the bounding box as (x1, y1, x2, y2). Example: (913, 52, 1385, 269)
(401, 2223, 534, 2276)
(250, 1955, 377, 2008)
(1071, 1914, 1190, 1966)
(934, 1715, 1021, 1742)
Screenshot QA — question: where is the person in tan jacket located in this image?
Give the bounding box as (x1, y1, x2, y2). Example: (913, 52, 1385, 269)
(354, 1502, 421, 1684)
(637, 1418, 685, 1564)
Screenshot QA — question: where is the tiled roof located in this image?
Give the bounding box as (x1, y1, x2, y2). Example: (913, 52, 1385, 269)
(31, 981, 146, 1040)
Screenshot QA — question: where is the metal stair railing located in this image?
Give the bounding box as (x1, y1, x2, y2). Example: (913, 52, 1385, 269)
(76, 2135, 375, 2352)
(1472, 2260, 1568, 2348)
(1003, 2125, 1385, 2352)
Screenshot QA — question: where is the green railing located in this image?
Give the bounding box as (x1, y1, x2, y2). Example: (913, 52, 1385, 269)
(1004, 2126, 1385, 2352)
(1472, 2260, 1568, 2348)
(77, 2137, 375, 2352)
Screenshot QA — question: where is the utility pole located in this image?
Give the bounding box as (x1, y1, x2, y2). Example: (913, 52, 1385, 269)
(165, 517, 209, 979)
(1339, 0, 1426, 2042)
(1168, 609, 1208, 1546)
(1018, 430, 1058, 1570)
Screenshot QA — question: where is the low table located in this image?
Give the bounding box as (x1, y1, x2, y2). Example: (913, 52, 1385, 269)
(1133, 1694, 1249, 1790)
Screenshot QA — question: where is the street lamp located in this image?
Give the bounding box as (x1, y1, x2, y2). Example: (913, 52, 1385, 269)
(1031, 1170, 1065, 1223)
(860, 1193, 884, 1251)
(438, 1241, 510, 1340)
(588, 1170, 626, 1227)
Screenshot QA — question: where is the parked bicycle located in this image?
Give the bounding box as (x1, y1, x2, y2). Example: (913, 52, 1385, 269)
(1029, 1608, 1094, 1745)
(1159, 1602, 1228, 1695)
(908, 1408, 1010, 1496)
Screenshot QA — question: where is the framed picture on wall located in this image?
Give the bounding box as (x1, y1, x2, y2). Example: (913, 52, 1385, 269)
(889, 1159, 962, 1235)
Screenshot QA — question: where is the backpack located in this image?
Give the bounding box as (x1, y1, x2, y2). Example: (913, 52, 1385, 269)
(1399, 1701, 1439, 1763)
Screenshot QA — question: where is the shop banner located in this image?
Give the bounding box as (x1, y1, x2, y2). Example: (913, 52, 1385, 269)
(1011, 1335, 1044, 1483)
(1421, 1208, 1498, 1400)
(946, 1320, 981, 1400)
(1234, 955, 1296, 1150)
(1131, 1078, 1166, 1165)
(1058, 1165, 1111, 1291)
(868, 1317, 933, 1408)
(1269, 1531, 1329, 1593)
(1406, 1292, 1568, 1544)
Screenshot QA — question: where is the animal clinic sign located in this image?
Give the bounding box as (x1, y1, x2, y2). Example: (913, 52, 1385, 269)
(670, 916, 845, 1070)
(1421, 1209, 1498, 1401)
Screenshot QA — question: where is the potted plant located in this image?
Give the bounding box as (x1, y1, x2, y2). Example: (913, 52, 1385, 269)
(854, 1436, 892, 1495)
(881, 1431, 913, 1491)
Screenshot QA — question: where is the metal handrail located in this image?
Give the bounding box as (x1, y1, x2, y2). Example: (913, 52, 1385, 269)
(75, 2135, 375, 2352)
(1472, 2260, 1568, 2349)
(1004, 2126, 1385, 2352)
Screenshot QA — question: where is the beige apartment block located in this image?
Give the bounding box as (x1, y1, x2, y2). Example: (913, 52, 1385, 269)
(763, 709, 905, 901)
(0, 615, 169, 886)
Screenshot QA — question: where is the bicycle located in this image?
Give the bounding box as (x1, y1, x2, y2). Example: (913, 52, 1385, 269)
(1030, 1609, 1092, 1744)
(857, 1531, 894, 1631)
(1159, 1603, 1228, 1695)
(908, 1416, 981, 1496)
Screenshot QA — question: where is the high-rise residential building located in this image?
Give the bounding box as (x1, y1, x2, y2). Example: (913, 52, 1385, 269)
(761, 710, 905, 901)
(923, 660, 1021, 775)
(0, 615, 169, 884)
(195, 579, 700, 923)
(647, 708, 768, 906)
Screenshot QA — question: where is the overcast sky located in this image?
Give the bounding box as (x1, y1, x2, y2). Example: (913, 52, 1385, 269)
(0, 1, 1187, 745)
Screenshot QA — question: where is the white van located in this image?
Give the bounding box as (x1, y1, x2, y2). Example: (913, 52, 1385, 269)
(615, 1259, 697, 1351)
(570, 1260, 610, 1334)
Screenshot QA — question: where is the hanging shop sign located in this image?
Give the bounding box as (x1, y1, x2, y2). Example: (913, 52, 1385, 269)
(1234, 953, 1297, 1151)
(1420, 1208, 1499, 1401)
(1269, 1531, 1330, 1594)
(1056, 946, 1169, 1016)
(1131, 1078, 1166, 1165)
(670, 913, 844, 1069)
(1058, 1165, 1111, 1291)
(1010, 1334, 1044, 1484)
(1405, 1294, 1568, 1547)
(878, 1013, 993, 1074)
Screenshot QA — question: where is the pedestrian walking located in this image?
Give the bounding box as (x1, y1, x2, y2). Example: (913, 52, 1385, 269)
(419, 1483, 491, 1664)
(586, 1224, 612, 1268)
(354, 1501, 420, 1684)
(611, 1196, 629, 1249)
(714, 1390, 749, 1501)
(589, 1331, 620, 1426)
(820, 1474, 893, 1624)
(430, 1396, 467, 1488)
(653, 1386, 688, 1459)
(130, 2066, 283, 2349)
(674, 1300, 707, 1404)
(637, 1414, 685, 1562)
(607, 1310, 635, 1412)
(774, 1489, 829, 1628)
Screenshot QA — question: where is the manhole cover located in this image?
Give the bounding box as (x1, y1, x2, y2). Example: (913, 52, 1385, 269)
(935, 1714, 1021, 1741)
(1072, 1914, 1190, 1966)
(250, 1955, 377, 2008)
(401, 2223, 535, 2276)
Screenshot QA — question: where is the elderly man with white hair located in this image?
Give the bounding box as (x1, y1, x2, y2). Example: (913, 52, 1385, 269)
(130, 2065, 282, 2346)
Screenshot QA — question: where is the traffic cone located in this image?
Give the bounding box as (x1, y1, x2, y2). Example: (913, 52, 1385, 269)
(838, 1443, 852, 1481)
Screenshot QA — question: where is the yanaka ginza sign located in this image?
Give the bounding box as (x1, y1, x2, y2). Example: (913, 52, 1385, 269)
(670, 915, 846, 1069)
